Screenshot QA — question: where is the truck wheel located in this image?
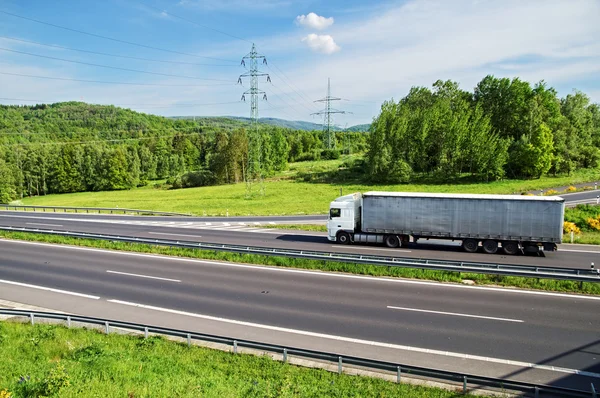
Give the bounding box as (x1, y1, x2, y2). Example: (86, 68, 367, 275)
(482, 240, 498, 254)
(502, 241, 519, 255)
(385, 235, 400, 248)
(337, 231, 351, 245)
(462, 239, 478, 253)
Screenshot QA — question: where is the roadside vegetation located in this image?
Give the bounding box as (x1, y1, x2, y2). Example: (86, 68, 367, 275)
(0, 230, 597, 295)
(0, 321, 467, 398)
(563, 205, 600, 244)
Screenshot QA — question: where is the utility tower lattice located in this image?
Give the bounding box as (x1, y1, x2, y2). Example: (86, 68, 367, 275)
(311, 78, 350, 149)
(238, 43, 271, 197)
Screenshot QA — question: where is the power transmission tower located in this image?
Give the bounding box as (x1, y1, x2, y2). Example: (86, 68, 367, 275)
(311, 78, 349, 149)
(238, 43, 270, 197)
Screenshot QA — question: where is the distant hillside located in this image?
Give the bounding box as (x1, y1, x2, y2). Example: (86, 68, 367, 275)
(173, 115, 371, 132)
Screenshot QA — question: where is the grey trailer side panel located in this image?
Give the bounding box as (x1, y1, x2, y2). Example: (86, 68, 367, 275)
(361, 195, 563, 242)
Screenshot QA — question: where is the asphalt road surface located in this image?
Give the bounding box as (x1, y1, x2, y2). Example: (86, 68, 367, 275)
(0, 239, 598, 391)
(0, 211, 599, 270)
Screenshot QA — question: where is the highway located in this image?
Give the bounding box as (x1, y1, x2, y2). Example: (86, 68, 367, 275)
(0, 239, 598, 390)
(0, 211, 599, 269)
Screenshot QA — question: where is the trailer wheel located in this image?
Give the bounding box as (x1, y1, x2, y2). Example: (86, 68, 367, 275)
(502, 241, 519, 255)
(337, 231, 352, 245)
(462, 239, 478, 253)
(385, 235, 400, 248)
(482, 239, 498, 254)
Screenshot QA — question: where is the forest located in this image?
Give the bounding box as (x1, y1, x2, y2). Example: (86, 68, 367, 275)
(0, 102, 367, 202)
(0, 74, 599, 203)
(367, 76, 600, 182)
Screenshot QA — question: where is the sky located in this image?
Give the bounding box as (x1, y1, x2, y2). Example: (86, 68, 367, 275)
(0, 0, 599, 127)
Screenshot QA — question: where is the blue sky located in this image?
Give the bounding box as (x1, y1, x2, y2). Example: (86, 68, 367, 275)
(0, 0, 599, 127)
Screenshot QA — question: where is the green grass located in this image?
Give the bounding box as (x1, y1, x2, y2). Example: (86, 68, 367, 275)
(1, 230, 598, 295)
(564, 231, 600, 245)
(13, 158, 600, 216)
(0, 321, 469, 398)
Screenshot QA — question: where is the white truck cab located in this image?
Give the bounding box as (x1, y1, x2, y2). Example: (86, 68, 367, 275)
(327, 193, 361, 243)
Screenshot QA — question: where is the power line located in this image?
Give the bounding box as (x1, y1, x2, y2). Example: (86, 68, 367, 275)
(143, 5, 251, 44)
(0, 97, 243, 109)
(0, 71, 233, 87)
(0, 47, 232, 82)
(266, 62, 319, 113)
(0, 36, 238, 67)
(311, 78, 351, 149)
(0, 10, 237, 63)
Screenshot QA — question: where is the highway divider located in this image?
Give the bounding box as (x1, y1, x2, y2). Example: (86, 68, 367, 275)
(0, 226, 599, 283)
(0, 309, 596, 398)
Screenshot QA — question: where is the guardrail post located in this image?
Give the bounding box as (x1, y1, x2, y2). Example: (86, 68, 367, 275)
(463, 376, 467, 394)
(105, 321, 110, 334)
(592, 383, 597, 398)
(397, 366, 401, 383)
(233, 340, 238, 354)
(338, 356, 343, 374)
(283, 348, 287, 363)
(53, 207, 56, 213)
(534, 386, 539, 398)
(187, 333, 191, 347)
(30, 313, 34, 325)
(66, 316, 71, 328)
(144, 327, 148, 339)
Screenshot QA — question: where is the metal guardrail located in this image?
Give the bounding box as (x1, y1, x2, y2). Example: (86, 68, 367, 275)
(0, 204, 191, 216)
(0, 309, 595, 398)
(1, 226, 599, 283)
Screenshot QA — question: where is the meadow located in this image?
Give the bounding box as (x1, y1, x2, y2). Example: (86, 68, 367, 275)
(16, 156, 600, 216)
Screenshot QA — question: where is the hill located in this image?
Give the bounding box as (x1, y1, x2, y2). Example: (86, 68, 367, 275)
(173, 115, 371, 132)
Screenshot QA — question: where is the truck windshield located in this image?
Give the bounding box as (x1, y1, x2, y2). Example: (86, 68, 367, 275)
(330, 208, 341, 218)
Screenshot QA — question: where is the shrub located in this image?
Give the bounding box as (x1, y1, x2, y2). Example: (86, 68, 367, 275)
(588, 216, 600, 231)
(0, 389, 11, 398)
(563, 221, 581, 234)
(566, 185, 577, 192)
(320, 149, 340, 160)
(544, 189, 559, 196)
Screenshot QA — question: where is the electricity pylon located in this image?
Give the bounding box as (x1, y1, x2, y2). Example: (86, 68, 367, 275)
(238, 43, 270, 197)
(311, 78, 349, 149)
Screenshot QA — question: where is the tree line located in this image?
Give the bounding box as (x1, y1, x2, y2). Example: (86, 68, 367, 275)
(0, 102, 367, 202)
(367, 76, 600, 182)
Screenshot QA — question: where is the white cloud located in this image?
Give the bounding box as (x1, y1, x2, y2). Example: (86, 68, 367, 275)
(301, 34, 340, 54)
(295, 12, 334, 30)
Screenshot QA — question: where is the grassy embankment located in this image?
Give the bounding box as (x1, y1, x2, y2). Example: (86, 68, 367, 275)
(0, 322, 468, 398)
(0, 230, 598, 296)
(14, 156, 600, 216)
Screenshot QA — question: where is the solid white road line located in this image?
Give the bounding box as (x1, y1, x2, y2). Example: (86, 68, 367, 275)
(147, 232, 201, 239)
(106, 270, 181, 283)
(3, 239, 600, 301)
(559, 249, 600, 254)
(107, 299, 599, 378)
(386, 305, 523, 323)
(332, 245, 412, 253)
(26, 222, 63, 227)
(0, 279, 100, 299)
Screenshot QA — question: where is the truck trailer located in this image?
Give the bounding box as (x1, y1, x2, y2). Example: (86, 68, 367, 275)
(327, 191, 565, 254)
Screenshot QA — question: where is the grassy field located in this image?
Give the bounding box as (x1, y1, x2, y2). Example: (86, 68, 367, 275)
(564, 232, 600, 245)
(14, 157, 600, 216)
(1, 230, 598, 295)
(0, 321, 468, 398)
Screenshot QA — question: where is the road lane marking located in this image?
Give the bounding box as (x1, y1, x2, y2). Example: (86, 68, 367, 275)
(331, 245, 412, 253)
(0, 279, 100, 299)
(106, 270, 181, 283)
(559, 249, 600, 254)
(107, 299, 600, 378)
(147, 232, 201, 239)
(3, 239, 600, 301)
(26, 222, 63, 227)
(386, 306, 523, 323)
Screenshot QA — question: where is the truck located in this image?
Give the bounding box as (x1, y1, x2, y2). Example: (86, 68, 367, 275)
(327, 191, 565, 254)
